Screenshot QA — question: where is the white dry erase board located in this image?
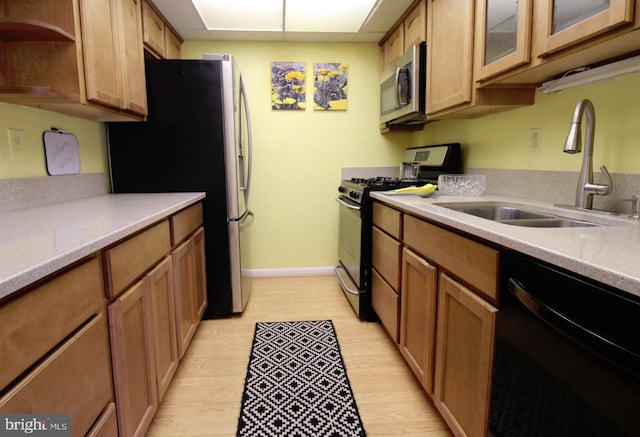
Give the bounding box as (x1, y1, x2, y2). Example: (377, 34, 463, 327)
(43, 130, 80, 175)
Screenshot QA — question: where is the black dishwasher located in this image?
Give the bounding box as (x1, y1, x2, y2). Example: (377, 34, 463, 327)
(490, 251, 640, 437)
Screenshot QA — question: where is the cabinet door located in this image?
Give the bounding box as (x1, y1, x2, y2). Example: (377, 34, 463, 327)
(192, 227, 208, 320)
(142, 0, 166, 57)
(399, 248, 438, 394)
(477, 0, 533, 81)
(404, 0, 427, 48)
(172, 238, 197, 358)
(148, 255, 178, 402)
(382, 25, 405, 71)
(79, 0, 125, 109)
(537, 0, 634, 57)
(434, 273, 497, 437)
(426, 0, 475, 114)
(165, 29, 183, 59)
(109, 278, 158, 437)
(118, 0, 148, 116)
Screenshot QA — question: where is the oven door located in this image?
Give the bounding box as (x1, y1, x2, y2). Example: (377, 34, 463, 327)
(335, 196, 362, 291)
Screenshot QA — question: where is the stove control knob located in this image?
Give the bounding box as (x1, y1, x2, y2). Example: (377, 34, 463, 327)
(338, 186, 347, 193)
(349, 191, 360, 200)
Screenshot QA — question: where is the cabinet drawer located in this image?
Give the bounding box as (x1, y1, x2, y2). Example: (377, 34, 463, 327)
(373, 202, 402, 239)
(86, 402, 118, 437)
(372, 268, 400, 343)
(0, 313, 113, 437)
(171, 202, 203, 246)
(0, 257, 104, 391)
(372, 226, 402, 291)
(104, 220, 171, 298)
(404, 215, 499, 300)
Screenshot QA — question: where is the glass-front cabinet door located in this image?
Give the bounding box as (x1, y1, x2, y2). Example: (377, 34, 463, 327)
(537, 0, 634, 57)
(477, 0, 533, 81)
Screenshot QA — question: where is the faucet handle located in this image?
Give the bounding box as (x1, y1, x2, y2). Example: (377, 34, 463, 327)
(585, 165, 613, 195)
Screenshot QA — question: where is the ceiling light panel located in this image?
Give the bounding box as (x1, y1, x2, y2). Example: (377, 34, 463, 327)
(192, 0, 283, 31)
(285, 0, 378, 32)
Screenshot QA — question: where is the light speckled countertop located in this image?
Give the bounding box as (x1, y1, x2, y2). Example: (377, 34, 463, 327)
(371, 191, 640, 298)
(0, 192, 205, 300)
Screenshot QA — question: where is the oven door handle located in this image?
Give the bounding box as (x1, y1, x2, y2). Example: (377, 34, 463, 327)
(334, 265, 361, 296)
(508, 278, 640, 373)
(335, 197, 361, 211)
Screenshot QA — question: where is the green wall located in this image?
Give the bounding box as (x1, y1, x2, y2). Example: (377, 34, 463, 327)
(183, 41, 408, 272)
(413, 72, 640, 174)
(0, 102, 108, 179)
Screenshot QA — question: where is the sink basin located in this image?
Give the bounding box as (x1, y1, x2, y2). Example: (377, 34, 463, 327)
(499, 218, 598, 228)
(434, 202, 602, 228)
(442, 204, 554, 221)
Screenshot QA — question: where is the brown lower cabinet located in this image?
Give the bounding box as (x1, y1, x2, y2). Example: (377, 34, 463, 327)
(0, 257, 114, 437)
(434, 273, 497, 437)
(106, 210, 206, 436)
(148, 256, 179, 403)
(109, 275, 159, 437)
(0, 313, 114, 437)
(372, 200, 500, 437)
(0, 202, 206, 437)
(399, 247, 438, 395)
(172, 234, 198, 359)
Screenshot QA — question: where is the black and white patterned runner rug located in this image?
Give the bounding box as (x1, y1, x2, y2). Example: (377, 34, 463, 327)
(237, 320, 366, 436)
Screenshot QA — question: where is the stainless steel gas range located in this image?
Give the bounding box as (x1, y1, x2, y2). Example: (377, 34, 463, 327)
(334, 143, 461, 321)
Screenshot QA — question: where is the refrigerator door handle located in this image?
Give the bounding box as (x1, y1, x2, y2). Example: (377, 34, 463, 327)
(240, 210, 254, 231)
(240, 75, 253, 205)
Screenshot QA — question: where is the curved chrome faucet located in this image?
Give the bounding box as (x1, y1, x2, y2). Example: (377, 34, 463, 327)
(563, 99, 612, 210)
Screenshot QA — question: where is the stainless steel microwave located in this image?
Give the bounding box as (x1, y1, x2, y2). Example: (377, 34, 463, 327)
(380, 42, 426, 125)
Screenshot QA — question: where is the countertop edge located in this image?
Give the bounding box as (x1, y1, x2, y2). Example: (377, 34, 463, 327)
(370, 192, 640, 298)
(0, 192, 206, 300)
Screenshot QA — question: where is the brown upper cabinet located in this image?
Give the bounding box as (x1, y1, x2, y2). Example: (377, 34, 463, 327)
(81, 0, 148, 117)
(476, 0, 533, 81)
(0, 0, 181, 121)
(426, 0, 535, 118)
(143, 0, 183, 59)
(537, 0, 635, 57)
(0, 0, 148, 121)
(477, 0, 640, 86)
(385, 0, 640, 119)
(403, 1, 427, 50)
(380, 0, 426, 71)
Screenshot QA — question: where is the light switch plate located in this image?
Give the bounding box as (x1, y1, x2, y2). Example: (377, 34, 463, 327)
(8, 129, 26, 161)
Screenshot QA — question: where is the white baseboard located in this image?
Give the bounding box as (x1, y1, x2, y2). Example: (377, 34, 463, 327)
(244, 266, 335, 277)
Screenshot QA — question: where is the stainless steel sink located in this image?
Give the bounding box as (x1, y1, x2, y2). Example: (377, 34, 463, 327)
(442, 204, 554, 221)
(434, 202, 602, 228)
(499, 218, 598, 228)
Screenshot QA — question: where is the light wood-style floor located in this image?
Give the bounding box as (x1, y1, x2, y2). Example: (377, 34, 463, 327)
(146, 275, 452, 436)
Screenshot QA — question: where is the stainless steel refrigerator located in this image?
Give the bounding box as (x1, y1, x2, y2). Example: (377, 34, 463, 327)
(107, 55, 253, 318)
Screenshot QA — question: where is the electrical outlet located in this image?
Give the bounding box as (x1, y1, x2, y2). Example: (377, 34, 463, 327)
(529, 128, 542, 153)
(8, 129, 26, 161)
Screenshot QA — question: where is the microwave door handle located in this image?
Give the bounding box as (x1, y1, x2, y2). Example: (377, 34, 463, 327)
(394, 67, 402, 109)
